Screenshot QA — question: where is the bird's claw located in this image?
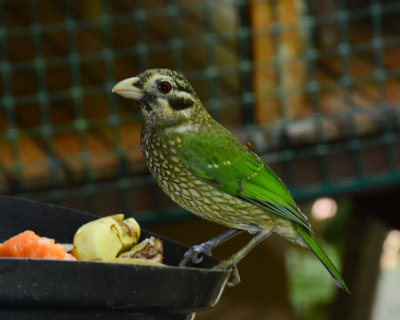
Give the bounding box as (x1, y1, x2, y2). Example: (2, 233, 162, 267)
(227, 266, 241, 287)
(179, 243, 213, 267)
(212, 261, 241, 287)
(212, 259, 241, 286)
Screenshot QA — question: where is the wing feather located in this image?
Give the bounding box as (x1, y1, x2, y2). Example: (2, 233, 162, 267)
(175, 130, 311, 230)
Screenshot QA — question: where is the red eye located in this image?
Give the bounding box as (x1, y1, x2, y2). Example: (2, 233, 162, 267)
(158, 81, 172, 94)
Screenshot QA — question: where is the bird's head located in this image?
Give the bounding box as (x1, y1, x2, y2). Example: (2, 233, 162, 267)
(112, 69, 208, 127)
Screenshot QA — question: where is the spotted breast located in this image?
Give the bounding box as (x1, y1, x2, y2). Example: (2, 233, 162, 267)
(141, 122, 297, 240)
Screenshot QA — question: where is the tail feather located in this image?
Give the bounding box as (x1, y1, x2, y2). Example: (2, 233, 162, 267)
(296, 224, 350, 294)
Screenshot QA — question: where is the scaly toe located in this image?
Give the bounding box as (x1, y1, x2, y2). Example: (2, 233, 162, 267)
(213, 260, 231, 270)
(227, 266, 241, 287)
(212, 262, 241, 286)
(191, 252, 204, 264)
(179, 243, 213, 267)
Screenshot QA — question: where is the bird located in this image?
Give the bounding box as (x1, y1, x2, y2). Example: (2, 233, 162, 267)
(112, 68, 349, 293)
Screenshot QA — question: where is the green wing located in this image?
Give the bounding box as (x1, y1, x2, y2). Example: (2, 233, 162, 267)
(176, 131, 311, 230)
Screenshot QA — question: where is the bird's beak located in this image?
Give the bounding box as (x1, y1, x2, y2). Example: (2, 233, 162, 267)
(112, 77, 144, 100)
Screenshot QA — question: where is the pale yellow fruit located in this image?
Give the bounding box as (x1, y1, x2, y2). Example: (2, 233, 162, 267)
(72, 214, 141, 261)
(106, 257, 165, 267)
(118, 236, 163, 264)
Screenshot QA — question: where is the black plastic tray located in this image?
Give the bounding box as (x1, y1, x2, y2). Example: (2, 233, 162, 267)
(0, 195, 230, 319)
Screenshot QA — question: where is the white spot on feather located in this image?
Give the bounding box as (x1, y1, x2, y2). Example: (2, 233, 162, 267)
(190, 189, 200, 197)
(174, 167, 181, 173)
(170, 156, 179, 163)
(181, 188, 190, 197)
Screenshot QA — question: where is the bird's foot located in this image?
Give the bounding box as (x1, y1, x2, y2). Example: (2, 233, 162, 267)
(179, 243, 213, 267)
(211, 231, 271, 287)
(179, 229, 242, 267)
(212, 261, 241, 287)
(227, 266, 241, 287)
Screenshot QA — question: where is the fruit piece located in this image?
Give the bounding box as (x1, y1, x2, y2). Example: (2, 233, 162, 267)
(118, 236, 163, 264)
(72, 214, 140, 261)
(106, 257, 165, 267)
(0, 230, 76, 260)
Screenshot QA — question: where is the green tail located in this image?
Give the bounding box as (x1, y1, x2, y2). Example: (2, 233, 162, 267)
(296, 224, 350, 294)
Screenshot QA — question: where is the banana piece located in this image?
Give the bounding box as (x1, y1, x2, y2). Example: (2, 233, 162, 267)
(118, 236, 163, 263)
(72, 214, 140, 261)
(106, 257, 165, 267)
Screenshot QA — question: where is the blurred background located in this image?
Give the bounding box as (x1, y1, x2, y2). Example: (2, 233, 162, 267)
(1, 0, 400, 319)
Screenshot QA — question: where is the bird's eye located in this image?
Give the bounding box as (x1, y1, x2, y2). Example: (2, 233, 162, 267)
(158, 81, 172, 94)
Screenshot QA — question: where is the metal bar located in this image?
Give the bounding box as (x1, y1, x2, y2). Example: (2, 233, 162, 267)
(338, 0, 365, 178)
(202, 0, 219, 120)
(99, 0, 133, 215)
(168, 0, 183, 72)
(370, 0, 397, 171)
(304, 1, 331, 185)
(133, 0, 148, 70)
(0, 0, 24, 192)
(27, 0, 63, 193)
(63, 0, 97, 212)
(237, 0, 254, 126)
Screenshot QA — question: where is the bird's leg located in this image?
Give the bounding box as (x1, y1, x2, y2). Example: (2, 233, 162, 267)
(213, 230, 272, 287)
(179, 228, 243, 267)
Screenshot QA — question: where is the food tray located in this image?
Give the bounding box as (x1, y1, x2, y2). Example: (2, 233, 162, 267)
(0, 195, 230, 319)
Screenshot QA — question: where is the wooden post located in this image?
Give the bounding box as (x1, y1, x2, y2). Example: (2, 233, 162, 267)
(250, 0, 308, 125)
(332, 196, 388, 320)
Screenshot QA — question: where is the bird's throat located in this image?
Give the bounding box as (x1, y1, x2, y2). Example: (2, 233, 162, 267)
(141, 101, 153, 113)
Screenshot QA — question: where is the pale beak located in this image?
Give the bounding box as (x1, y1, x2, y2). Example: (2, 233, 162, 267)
(112, 77, 144, 100)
